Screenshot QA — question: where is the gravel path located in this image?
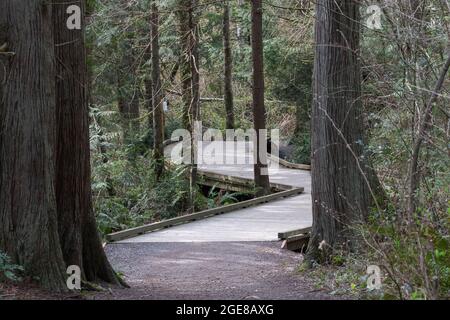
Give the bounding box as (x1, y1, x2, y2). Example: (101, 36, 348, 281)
(93, 242, 334, 300)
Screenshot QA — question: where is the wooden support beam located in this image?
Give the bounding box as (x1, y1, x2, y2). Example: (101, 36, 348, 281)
(278, 227, 312, 240)
(198, 170, 294, 193)
(281, 234, 310, 252)
(197, 179, 253, 193)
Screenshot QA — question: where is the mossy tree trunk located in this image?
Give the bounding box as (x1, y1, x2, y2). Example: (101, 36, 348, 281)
(177, 0, 201, 212)
(151, 0, 165, 181)
(223, 0, 235, 130)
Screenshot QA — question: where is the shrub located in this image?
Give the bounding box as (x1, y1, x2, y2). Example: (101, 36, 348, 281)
(0, 251, 23, 282)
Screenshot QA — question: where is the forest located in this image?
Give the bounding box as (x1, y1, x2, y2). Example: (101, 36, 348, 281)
(0, 0, 449, 302)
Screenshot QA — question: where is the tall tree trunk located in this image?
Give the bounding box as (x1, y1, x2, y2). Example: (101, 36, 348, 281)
(145, 76, 153, 135)
(144, 41, 153, 136)
(117, 13, 140, 144)
(223, 0, 235, 130)
(54, 0, 84, 269)
(178, 0, 200, 212)
(251, 0, 270, 196)
(189, 1, 201, 127)
(189, 0, 201, 211)
(306, 0, 370, 263)
(0, 0, 67, 290)
(151, 0, 165, 180)
(178, 5, 193, 132)
(53, 0, 122, 285)
(178, 0, 201, 131)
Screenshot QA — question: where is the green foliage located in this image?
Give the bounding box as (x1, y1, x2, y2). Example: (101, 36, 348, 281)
(147, 166, 193, 221)
(0, 251, 23, 282)
(355, 0, 450, 300)
(86, 0, 449, 300)
(91, 143, 195, 235)
(298, 254, 368, 298)
(205, 185, 248, 209)
(288, 132, 311, 165)
(303, 201, 449, 300)
(364, 208, 450, 299)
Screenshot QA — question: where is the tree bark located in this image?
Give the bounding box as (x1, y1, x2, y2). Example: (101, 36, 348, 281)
(251, 0, 271, 196)
(145, 77, 153, 132)
(117, 4, 140, 143)
(151, 0, 165, 181)
(0, 0, 67, 290)
(53, 0, 123, 285)
(189, 1, 201, 128)
(306, 0, 370, 263)
(54, 0, 85, 269)
(223, 0, 235, 130)
(117, 63, 140, 142)
(117, 47, 140, 143)
(144, 41, 153, 135)
(177, 0, 200, 133)
(178, 0, 201, 211)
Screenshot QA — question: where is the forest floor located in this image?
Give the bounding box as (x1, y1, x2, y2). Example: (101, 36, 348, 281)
(90, 242, 339, 300)
(0, 282, 82, 300)
(0, 242, 343, 300)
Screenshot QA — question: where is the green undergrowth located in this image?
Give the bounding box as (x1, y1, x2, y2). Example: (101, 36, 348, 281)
(300, 205, 450, 300)
(0, 251, 23, 283)
(91, 140, 254, 237)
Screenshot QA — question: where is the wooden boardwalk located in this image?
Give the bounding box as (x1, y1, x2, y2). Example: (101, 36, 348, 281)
(118, 142, 312, 243)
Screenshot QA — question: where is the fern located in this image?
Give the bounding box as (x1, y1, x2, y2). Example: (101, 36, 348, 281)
(0, 251, 23, 282)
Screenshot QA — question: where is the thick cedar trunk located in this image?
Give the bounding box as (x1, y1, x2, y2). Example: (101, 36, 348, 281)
(251, 0, 270, 196)
(54, 0, 85, 269)
(178, 0, 200, 211)
(151, 1, 165, 180)
(0, 0, 67, 290)
(53, 0, 122, 285)
(306, 0, 369, 262)
(223, 0, 235, 130)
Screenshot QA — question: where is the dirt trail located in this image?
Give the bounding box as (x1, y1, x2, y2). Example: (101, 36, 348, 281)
(92, 242, 335, 300)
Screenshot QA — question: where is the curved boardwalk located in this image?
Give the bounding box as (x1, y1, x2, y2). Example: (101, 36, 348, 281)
(119, 142, 312, 243)
(101, 142, 323, 300)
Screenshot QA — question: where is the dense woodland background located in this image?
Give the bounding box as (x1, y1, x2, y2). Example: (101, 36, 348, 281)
(0, 0, 449, 300)
(87, 0, 315, 232)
